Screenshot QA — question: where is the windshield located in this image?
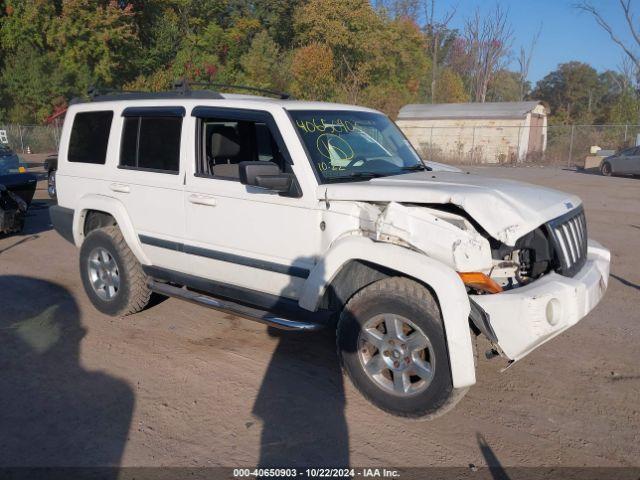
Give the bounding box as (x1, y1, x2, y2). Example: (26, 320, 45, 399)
(290, 110, 424, 183)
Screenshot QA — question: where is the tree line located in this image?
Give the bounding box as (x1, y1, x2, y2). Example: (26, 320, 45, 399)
(0, 0, 638, 125)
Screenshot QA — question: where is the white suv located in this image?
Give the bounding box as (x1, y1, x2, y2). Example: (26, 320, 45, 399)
(50, 86, 610, 419)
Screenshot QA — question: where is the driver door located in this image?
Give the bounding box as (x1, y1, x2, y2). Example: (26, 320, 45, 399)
(184, 107, 321, 300)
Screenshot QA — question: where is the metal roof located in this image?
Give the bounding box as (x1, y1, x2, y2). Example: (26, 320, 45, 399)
(397, 101, 546, 120)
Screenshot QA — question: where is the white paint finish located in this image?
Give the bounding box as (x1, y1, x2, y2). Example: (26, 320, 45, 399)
(56, 103, 186, 269)
(182, 109, 321, 299)
(71, 193, 151, 265)
(320, 170, 582, 246)
(471, 240, 610, 360)
(299, 235, 476, 388)
(54, 96, 611, 393)
(374, 202, 492, 272)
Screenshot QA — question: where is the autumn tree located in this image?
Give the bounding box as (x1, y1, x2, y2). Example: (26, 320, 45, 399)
(423, 0, 456, 103)
(463, 4, 514, 102)
(289, 43, 336, 100)
(433, 68, 468, 103)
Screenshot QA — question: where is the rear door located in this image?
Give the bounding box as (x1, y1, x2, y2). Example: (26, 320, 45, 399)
(109, 106, 187, 271)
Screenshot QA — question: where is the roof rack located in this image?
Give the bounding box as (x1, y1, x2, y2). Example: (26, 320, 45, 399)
(177, 79, 292, 100)
(70, 78, 292, 104)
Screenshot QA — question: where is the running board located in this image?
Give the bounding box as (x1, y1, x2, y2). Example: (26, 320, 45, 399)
(147, 280, 324, 332)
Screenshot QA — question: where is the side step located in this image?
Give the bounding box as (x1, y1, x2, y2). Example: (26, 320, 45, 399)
(147, 280, 324, 332)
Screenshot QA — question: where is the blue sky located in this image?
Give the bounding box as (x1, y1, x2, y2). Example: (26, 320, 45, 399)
(430, 0, 637, 84)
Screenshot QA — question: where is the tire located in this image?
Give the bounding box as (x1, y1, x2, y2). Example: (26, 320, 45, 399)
(47, 169, 56, 199)
(337, 277, 468, 420)
(79, 225, 151, 316)
(601, 162, 612, 176)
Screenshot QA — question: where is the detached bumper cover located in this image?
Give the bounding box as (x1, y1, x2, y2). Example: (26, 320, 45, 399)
(471, 240, 610, 361)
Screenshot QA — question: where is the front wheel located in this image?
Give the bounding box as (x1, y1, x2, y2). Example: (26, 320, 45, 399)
(600, 161, 612, 176)
(337, 277, 467, 419)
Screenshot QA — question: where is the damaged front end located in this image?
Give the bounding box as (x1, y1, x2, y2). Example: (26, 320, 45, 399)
(359, 201, 494, 273)
(350, 201, 599, 356)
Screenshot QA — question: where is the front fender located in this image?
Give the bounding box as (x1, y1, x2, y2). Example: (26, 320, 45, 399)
(299, 235, 475, 388)
(73, 194, 150, 265)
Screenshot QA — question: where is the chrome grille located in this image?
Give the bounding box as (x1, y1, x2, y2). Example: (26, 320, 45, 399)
(547, 207, 588, 277)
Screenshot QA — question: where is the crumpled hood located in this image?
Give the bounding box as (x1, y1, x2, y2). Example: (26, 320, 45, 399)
(320, 170, 581, 246)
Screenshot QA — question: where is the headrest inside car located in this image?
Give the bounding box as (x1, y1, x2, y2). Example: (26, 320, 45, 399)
(210, 126, 241, 159)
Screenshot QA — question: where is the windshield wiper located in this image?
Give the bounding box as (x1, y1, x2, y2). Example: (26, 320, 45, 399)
(400, 164, 426, 171)
(325, 171, 386, 182)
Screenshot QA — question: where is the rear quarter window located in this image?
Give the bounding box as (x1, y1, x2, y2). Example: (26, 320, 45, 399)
(68, 111, 113, 164)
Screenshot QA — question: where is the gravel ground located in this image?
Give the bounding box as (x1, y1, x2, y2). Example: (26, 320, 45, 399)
(0, 166, 638, 470)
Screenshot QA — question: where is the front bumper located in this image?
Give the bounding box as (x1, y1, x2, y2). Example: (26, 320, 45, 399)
(471, 239, 610, 361)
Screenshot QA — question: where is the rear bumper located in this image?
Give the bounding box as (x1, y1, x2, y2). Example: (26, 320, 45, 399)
(49, 205, 74, 244)
(471, 239, 610, 361)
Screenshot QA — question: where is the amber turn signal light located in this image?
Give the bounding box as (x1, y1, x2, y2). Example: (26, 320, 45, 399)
(458, 272, 503, 294)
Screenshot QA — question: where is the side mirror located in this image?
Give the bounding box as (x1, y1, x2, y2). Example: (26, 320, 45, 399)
(239, 161, 293, 194)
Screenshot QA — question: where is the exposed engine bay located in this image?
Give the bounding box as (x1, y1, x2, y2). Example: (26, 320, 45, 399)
(351, 200, 585, 295)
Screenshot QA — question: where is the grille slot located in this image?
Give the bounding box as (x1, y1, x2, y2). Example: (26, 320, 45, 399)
(547, 207, 588, 277)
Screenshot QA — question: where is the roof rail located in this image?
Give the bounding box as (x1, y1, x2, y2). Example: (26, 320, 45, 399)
(70, 78, 291, 104)
(177, 79, 292, 100)
(70, 82, 224, 104)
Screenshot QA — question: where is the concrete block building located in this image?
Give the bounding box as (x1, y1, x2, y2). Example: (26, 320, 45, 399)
(396, 101, 549, 164)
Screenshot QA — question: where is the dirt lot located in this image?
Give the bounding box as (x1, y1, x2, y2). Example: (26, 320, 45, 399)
(0, 166, 638, 470)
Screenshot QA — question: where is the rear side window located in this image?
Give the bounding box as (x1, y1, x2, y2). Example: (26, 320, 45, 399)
(120, 116, 182, 173)
(68, 111, 113, 164)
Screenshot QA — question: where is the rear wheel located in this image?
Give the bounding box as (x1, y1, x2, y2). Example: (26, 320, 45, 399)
(47, 169, 56, 199)
(79, 225, 151, 316)
(601, 161, 612, 176)
(337, 277, 467, 419)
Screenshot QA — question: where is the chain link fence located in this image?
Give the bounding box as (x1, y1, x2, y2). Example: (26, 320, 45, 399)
(0, 124, 61, 154)
(400, 124, 640, 167)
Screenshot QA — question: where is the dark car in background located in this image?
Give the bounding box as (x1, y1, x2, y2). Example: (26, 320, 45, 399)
(601, 146, 640, 176)
(0, 144, 37, 233)
(44, 154, 58, 199)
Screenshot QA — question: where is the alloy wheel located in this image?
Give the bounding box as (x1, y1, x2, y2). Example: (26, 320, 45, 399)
(358, 314, 435, 396)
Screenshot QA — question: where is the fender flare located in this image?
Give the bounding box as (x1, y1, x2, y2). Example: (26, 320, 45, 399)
(299, 235, 475, 388)
(72, 194, 150, 265)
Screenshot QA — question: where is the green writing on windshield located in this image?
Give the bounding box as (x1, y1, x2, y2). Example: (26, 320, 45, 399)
(295, 118, 357, 134)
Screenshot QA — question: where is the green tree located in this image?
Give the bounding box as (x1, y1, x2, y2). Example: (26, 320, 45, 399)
(0, 0, 138, 122)
(532, 62, 601, 124)
(240, 31, 284, 90)
(486, 70, 523, 102)
(253, 0, 305, 47)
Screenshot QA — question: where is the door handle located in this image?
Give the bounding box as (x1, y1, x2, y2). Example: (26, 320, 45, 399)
(188, 194, 217, 207)
(109, 183, 130, 193)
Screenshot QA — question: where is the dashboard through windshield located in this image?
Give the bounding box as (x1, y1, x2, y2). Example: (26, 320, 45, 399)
(289, 110, 424, 183)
